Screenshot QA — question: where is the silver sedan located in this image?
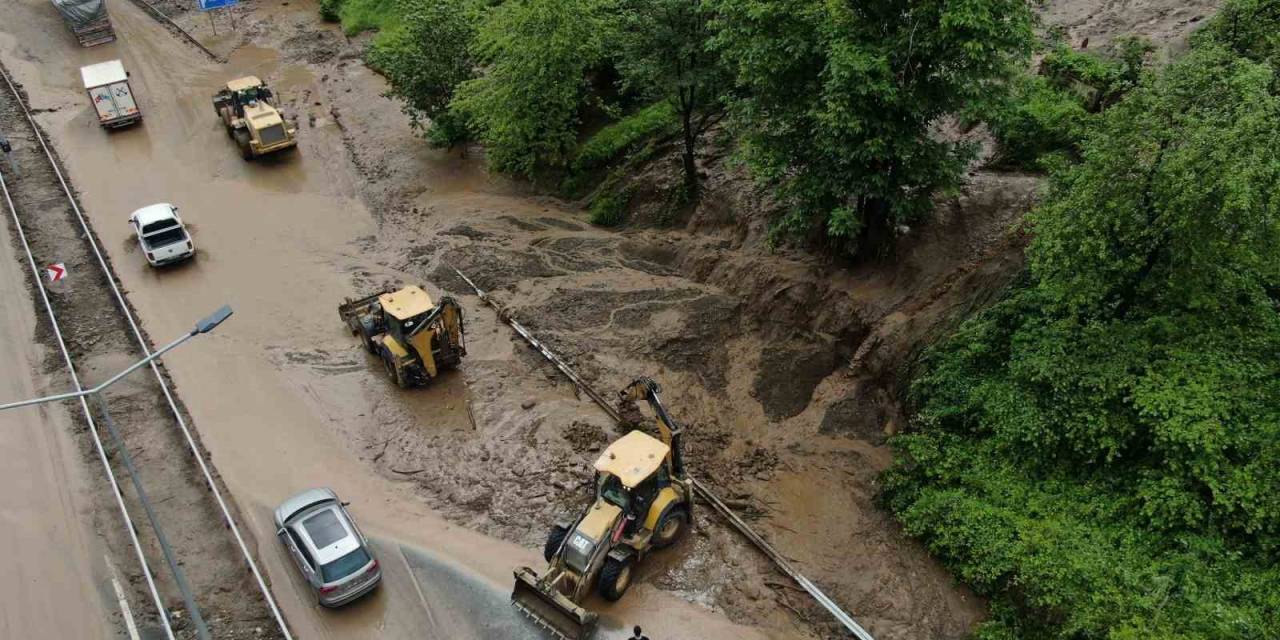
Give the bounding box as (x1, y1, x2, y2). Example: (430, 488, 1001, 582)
(274, 488, 382, 607)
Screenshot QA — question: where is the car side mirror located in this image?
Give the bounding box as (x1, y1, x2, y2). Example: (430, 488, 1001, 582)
(276, 527, 286, 536)
(341, 501, 351, 507)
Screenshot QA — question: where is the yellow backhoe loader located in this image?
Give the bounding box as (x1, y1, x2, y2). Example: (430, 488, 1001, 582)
(212, 76, 297, 160)
(337, 285, 466, 388)
(512, 377, 693, 639)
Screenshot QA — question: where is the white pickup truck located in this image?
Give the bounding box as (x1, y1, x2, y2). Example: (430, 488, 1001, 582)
(129, 203, 195, 267)
(81, 60, 141, 128)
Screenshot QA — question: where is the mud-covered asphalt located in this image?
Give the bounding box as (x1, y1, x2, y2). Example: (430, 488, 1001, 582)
(0, 0, 779, 638)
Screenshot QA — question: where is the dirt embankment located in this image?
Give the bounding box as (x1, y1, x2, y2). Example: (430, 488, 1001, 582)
(151, 1, 1224, 638)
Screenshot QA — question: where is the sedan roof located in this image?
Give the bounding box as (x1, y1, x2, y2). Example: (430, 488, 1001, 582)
(296, 506, 360, 565)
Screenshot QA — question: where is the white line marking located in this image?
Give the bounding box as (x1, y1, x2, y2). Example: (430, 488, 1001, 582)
(399, 546, 440, 632)
(107, 557, 141, 640)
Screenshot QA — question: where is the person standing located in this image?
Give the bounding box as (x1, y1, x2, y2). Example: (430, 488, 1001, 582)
(0, 136, 15, 177)
(630, 626, 650, 640)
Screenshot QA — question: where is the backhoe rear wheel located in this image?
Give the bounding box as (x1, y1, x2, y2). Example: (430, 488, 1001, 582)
(543, 524, 569, 562)
(381, 348, 407, 389)
(598, 554, 635, 602)
(652, 504, 689, 549)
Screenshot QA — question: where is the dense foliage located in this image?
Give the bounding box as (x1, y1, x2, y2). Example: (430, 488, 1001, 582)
(325, 0, 1037, 246)
(710, 0, 1035, 255)
(452, 0, 616, 176)
(884, 8, 1280, 637)
(366, 0, 476, 148)
(985, 39, 1151, 169)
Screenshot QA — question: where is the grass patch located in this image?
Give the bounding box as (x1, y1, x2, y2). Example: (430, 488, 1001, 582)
(588, 184, 630, 227)
(572, 101, 678, 173)
(323, 0, 402, 36)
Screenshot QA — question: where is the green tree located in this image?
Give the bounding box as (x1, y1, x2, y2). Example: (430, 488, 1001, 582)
(710, 0, 1035, 256)
(885, 41, 1280, 639)
(615, 0, 728, 196)
(1199, 0, 1280, 68)
(367, 0, 477, 148)
(452, 0, 616, 177)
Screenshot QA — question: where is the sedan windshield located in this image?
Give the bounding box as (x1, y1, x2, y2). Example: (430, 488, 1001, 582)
(143, 227, 187, 249)
(320, 547, 371, 582)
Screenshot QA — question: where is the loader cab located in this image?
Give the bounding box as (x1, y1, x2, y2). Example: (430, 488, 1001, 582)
(593, 430, 671, 527)
(377, 286, 436, 347)
(225, 76, 273, 110)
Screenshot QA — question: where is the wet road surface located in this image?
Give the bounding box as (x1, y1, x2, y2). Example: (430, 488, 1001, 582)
(0, 0, 777, 638)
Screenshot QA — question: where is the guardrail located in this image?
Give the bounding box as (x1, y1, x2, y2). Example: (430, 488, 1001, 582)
(452, 267, 875, 639)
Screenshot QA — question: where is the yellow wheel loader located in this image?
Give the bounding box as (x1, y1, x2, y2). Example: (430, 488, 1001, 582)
(211, 76, 298, 160)
(512, 377, 693, 639)
(337, 285, 466, 388)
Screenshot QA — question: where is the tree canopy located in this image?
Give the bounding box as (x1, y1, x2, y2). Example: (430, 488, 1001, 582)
(884, 10, 1280, 637)
(710, 0, 1035, 255)
(452, 0, 616, 177)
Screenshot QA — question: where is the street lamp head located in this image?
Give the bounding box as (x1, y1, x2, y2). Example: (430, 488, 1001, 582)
(195, 305, 233, 334)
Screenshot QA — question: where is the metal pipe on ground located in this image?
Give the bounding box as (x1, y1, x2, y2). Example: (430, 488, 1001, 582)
(451, 267, 876, 640)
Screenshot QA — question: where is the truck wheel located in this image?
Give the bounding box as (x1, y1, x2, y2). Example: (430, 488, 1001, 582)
(543, 524, 569, 563)
(234, 130, 253, 160)
(598, 554, 635, 602)
(651, 504, 689, 549)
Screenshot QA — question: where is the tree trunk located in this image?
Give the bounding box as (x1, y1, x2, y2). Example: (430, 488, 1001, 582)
(681, 106, 698, 198)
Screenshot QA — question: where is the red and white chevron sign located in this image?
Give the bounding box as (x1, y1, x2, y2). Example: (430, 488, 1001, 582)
(46, 263, 66, 282)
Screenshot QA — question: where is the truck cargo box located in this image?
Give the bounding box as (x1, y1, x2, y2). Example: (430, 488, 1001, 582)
(81, 61, 142, 128)
(52, 0, 115, 46)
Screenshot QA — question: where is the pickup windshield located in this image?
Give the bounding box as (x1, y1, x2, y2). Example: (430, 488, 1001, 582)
(143, 227, 186, 249)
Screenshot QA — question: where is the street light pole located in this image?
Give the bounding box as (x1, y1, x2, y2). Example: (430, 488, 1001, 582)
(0, 304, 232, 640)
(0, 305, 231, 412)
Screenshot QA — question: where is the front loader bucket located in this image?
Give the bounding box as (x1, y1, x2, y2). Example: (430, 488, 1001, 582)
(511, 567, 597, 640)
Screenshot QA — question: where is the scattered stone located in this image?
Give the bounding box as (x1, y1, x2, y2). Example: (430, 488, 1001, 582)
(521, 399, 537, 410)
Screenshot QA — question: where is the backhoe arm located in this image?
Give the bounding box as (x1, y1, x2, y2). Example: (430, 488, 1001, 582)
(618, 377, 685, 477)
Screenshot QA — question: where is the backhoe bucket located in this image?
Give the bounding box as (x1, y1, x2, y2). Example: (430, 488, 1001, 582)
(511, 567, 597, 640)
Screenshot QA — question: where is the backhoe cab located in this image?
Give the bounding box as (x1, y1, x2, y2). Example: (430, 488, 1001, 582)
(337, 285, 466, 388)
(211, 76, 297, 160)
(512, 378, 692, 639)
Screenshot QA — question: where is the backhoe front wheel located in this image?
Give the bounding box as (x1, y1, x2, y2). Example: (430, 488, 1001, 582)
(598, 554, 635, 601)
(652, 504, 689, 549)
(543, 524, 569, 562)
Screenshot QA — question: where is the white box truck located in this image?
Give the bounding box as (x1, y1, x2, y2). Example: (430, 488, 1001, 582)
(81, 60, 141, 129)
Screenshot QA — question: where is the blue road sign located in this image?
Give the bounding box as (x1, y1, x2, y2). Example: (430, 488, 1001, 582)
(197, 0, 238, 10)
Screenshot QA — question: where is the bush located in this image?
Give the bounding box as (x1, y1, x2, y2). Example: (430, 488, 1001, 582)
(319, 0, 344, 21)
(333, 0, 400, 35)
(985, 40, 1152, 170)
(985, 75, 1091, 169)
(588, 185, 630, 226)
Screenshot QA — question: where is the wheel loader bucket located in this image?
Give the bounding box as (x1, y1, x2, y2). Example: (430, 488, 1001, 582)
(511, 567, 597, 640)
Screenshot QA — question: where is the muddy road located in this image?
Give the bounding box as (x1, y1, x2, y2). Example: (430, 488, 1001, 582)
(0, 0, 782, 639)
(0, 175, 114, 639)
